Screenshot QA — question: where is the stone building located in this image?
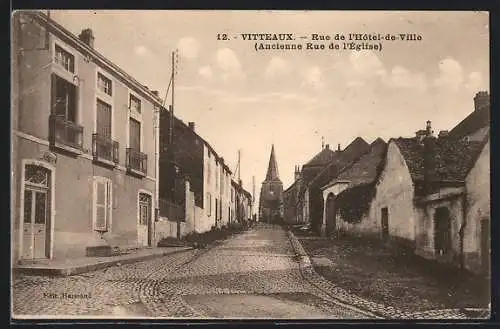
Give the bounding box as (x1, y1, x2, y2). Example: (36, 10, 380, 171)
(259, 145, 283, 223)
(371, 116, 490, 275)
(320, 138, 387, 237)
(12, 11, 162, 260)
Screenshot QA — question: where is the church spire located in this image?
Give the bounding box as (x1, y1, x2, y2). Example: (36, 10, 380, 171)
(265, 144, 280, 181)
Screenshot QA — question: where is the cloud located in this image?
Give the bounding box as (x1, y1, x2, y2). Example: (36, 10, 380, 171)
(222, 92, 318, 105)
(134, 45, 150, 56)
(302, 66, 324, 89)
(465, 71, 487, 92)
(216, 48, 242, 71)
(385, 66, 427, 92)
(178, 37, 200, 60)
(215, 48, 245, 82)
(434, 57, 464, 92)
(346, 51, 386, 87)
(177, 85, 225, 96)
(264, 56, 291, 78)
(198, 65, 213, 79)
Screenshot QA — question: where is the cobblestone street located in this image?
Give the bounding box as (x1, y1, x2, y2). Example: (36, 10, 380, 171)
(12, 224, 374, 319)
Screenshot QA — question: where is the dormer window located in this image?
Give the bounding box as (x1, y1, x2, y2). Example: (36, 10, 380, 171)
(54, 44, 75, 73)
(97, 73, 112, 96)
(130, 94, 141, 113)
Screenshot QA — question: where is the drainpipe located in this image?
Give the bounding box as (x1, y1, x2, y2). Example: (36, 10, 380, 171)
(459, 193, 468, 269)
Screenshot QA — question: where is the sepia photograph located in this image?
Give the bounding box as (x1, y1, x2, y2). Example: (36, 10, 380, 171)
(11, 9, 491, 320)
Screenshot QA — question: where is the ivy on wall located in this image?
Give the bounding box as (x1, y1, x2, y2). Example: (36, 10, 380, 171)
(336, 183, 376, 224)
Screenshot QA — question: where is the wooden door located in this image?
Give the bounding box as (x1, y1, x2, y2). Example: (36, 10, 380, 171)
(481, 219, 490, 275)
(22, 188, 48, 259)
(22, 165, 51, 260)
(325, 194, 336, 235)
(138, 193, 152, 247)
(381, 207, 389, 240)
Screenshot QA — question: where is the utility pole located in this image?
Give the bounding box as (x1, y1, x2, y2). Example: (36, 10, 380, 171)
(168, 50, 182, 239)
(252, 175, 255, 220)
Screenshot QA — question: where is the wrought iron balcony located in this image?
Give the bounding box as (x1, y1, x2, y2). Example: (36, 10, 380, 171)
(92, 133, 119, 165)
(126, 148, 147, 176)
(49, 114, 84, 152)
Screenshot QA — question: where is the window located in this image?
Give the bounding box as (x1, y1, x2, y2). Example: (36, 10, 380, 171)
(54, 44, 75, 73)
(215, 198, 218, 220)
(207, 159, 211, 184)
(129, 117, 141, 151)
(215, 163, 219, 190)
(93, 177, 112, 231)
(97, 73, 112, 96)
(52, 74, 77, 122)
(97, 99, 112, 138)
(130, 94, 141, 113)
(207, 192, 212, 217)
(221, 171, 225, 195)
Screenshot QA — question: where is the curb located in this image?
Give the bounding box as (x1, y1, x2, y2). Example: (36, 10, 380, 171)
(287, 230, 491, 320)
(14, 247, 194, 277)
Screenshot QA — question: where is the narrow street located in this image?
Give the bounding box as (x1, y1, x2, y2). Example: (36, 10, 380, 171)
(13, 224, 373, 319)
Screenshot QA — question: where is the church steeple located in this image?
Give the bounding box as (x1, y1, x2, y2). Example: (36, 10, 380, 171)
(265, 144, 280, 181)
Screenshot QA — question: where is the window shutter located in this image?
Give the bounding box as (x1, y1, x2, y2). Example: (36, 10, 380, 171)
(50, 74, 57, 114)
(93, 178, 110, 231)
(106, 181, 112, 231)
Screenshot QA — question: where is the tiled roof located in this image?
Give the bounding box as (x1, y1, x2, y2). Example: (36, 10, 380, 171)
(331, 138, 387, 188)
(308, 137, 370, 190)
(284, 180, 297, 194)
(303, 147, 337, 168)
(448, 103, 490, 138)
(393, 136, 487, 183)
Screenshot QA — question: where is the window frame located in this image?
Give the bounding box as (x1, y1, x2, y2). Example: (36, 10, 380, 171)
(97, 72, 113, 97)
(51, 73, 79, 122)
(92, 176, 113, 232)
(51, 40, 78, 82)
(207, 192, 212, 217)
(126, 90, 144, 152)
(129, 93, 142, 114)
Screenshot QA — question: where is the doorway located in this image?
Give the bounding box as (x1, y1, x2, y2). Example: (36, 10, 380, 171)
(434, 207, 452, 256)
(480, 218, 490, 276)
(325, 193, 336, 235)
(21, 164, 52, 259)
(381, 207, 389, 241)
(138, 192, 152, 247)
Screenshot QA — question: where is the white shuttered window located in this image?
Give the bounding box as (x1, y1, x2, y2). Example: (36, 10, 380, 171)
(93, 176, 112, 231)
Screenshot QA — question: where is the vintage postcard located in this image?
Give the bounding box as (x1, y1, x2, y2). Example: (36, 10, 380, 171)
(11, 10, 491, 320)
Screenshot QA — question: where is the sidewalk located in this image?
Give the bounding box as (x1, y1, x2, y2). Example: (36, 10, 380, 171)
(13, 246, 193, 277)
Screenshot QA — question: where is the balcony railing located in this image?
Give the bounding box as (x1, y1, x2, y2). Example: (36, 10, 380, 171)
(126, 148, 147, 176)
(49, 114, 84, 151)
(92, 133, 119, 164)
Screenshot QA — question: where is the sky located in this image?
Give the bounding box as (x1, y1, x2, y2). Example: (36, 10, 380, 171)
(48, 10, 489, 213)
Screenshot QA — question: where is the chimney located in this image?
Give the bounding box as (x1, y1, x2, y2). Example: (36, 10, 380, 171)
(426, 120, 434, 137)
(325, 144, 330, 150)
(438, 130, 449, 138)
(474, 91, 489, 112)
(78, 28, 94, 48)
(416, 120, 433, 144)
(294, 165, 301, 181)
(151, 90, 160, 98)
(423, 132, 438, 194)
(337, 144, 341, 151)
(188, 122, 195, 131)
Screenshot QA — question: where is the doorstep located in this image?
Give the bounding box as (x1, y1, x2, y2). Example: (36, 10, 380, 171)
(13, 246, 193, 277)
